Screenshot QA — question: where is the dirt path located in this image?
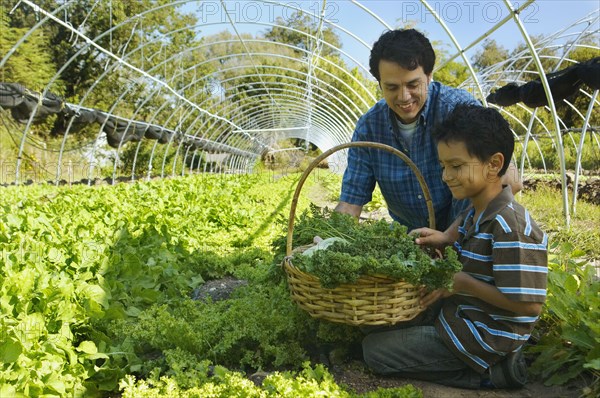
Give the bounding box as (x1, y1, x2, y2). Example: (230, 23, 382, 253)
(330, 361, 584, 397)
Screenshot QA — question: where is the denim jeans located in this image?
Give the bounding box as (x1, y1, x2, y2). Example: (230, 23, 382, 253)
(361, 305, 482, 389)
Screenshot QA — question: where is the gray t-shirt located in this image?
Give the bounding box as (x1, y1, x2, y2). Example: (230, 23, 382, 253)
(396, 118, 417, 147)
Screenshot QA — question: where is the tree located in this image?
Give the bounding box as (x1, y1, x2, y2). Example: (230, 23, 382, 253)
(0, 4, 61, 92)
(434, 59, 470, 87)
(6, 0, 201, 107)
(508, 35, 558, 80)
(264, 11, 342, 57)
(429, 40, 471, 87)
(471, 39, 509, 72)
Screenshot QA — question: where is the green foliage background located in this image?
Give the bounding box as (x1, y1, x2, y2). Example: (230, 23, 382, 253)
(1, 1, 599, 396)
(0, 171, 598, 396)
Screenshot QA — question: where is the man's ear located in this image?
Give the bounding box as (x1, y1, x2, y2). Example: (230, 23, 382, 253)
(488, 153, 505, 177)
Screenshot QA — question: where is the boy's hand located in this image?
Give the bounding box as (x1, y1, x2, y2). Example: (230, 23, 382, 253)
(419, 286, 452, 308)
(411, 227, 451, 250)
(419, 271, 468, 308)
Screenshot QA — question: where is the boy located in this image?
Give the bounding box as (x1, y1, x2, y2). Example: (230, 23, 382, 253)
(362, 105, 548, 389)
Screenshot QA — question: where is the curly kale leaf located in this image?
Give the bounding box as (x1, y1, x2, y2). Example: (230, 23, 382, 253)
(287, 207, 462, 289)
(421, 246, 463, 290)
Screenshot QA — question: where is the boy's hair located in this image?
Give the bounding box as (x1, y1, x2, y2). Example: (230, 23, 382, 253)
(434, 105, 514, 176)
(369, 29, 436, 81)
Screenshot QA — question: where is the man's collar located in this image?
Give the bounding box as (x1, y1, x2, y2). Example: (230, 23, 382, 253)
(419, 80, 435, 123)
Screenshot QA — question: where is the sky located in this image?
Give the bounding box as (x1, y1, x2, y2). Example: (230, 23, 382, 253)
(189, 0, 599, 72)
(334, 0, 599, 66)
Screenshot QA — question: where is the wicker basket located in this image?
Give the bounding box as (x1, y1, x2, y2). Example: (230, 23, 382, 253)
(283, 141, 436, 326)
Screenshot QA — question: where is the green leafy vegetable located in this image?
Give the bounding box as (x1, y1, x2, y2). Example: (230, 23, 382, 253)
(289, 206, 462, 289)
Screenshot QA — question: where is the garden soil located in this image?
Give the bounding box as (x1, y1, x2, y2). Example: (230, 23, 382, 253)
(329, 360, 585, 397)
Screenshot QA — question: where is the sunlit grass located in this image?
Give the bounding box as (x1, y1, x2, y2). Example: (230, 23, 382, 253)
(518, 184, 600, 260)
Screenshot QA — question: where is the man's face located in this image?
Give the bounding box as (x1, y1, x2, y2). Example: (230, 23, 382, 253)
(379, 60, 431, 124)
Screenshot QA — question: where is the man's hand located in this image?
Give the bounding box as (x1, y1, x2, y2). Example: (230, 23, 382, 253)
(503, 161, 523, 194)
(334, 201, 363, 218)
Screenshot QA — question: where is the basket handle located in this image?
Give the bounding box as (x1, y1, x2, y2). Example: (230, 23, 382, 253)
(286, 141, 436, 256)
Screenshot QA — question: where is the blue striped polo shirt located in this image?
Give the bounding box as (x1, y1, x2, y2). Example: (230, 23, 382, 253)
(436, 186, 548, 373)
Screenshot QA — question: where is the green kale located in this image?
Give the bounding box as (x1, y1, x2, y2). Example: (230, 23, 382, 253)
(288, 206, 462, 289)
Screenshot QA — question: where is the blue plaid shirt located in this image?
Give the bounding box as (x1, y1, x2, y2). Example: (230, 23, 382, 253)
(340, 81, 480, 231)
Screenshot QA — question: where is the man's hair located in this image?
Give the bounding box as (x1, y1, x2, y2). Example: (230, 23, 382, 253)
(369, 29, 436, 81)
(434, 105, 514, 176)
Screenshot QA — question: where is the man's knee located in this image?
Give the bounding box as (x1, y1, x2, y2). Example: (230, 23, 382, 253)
(362, 333, 393, 375)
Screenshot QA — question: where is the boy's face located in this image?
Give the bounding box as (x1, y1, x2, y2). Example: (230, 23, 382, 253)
(437, 140, 498, 202)
(378, 60, 431, 124)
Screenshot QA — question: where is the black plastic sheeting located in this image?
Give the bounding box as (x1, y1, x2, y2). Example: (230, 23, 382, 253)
(0, 82, 214, 151)
(487, 57, 600, 108)
(0, 82, 64, 123)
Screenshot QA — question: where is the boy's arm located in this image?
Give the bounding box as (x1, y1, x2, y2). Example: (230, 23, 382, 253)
(451, 272, 542, 316)
(420, 272, 542, 316)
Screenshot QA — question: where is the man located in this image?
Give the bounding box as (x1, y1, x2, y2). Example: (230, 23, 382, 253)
(336, 28, 521, 232)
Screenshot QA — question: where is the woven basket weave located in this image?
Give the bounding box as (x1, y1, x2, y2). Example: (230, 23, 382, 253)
(283, 142, 436, 326)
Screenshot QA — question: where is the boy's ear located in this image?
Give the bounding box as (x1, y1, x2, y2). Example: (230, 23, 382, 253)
(488, 153, 504, 176)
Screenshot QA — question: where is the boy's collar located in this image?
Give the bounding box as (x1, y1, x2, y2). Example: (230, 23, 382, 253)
(476, 185, 514, 225)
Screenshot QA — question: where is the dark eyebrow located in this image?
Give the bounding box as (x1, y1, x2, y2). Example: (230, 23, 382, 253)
(442, 157, 465, 163)
(406, 78, 422, 85)
(382, 78, 422, 88)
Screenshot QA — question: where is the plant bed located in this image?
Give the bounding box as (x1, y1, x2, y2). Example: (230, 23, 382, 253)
(0, 172, 598, 397)
(523, 174, 600, 205)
